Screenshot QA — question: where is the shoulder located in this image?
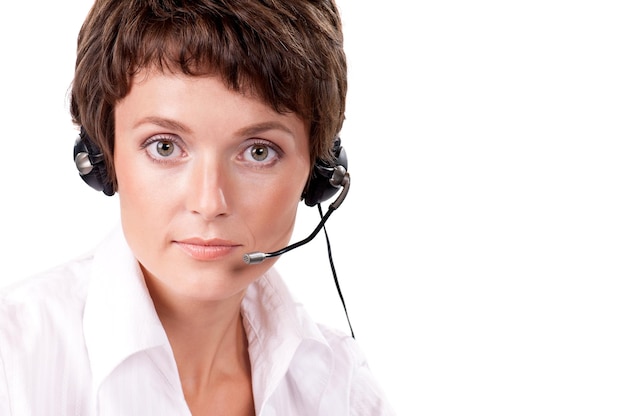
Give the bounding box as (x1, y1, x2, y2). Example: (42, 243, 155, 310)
(0, 254, 94, 347)
(318, 324, 363, 361)
(0, 255, 96, 414)
(317, 324, 397, 416)
(244, 269, 395, 414)
(0, 253, 93, 310)
(316, 324, 373, 379)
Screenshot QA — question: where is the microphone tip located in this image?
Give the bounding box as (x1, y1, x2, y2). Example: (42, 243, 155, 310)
(243, 252, 267, 265)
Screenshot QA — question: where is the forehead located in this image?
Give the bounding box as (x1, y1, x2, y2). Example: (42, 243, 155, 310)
(115, 70, 308, 142)
(124, 65, 275, 113)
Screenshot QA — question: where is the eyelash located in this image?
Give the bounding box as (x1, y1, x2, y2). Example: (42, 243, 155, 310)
(141, 135, 186, 164)
(139, 135, 284, 166)
(243, 139, 284, 165)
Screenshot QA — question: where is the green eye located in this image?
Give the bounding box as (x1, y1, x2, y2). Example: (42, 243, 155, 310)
(242, 140, 280, 165)
(157, 141, 175, 157)
(250, 144, 269, 161)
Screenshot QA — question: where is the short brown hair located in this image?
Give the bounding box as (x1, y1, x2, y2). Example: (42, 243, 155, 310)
(70, 0, 347, 191)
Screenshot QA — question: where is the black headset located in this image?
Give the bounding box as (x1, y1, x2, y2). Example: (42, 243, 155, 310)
(73, 127, 115, 196)
(73, 127, 348, 205)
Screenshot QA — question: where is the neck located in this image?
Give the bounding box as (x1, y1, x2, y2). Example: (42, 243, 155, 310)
(144, 275, 250, 386)
(142, 270, 255, 415)
(165, 303, 249, 395)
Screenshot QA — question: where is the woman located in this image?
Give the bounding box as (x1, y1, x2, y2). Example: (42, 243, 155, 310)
(0, 0, 394, 414)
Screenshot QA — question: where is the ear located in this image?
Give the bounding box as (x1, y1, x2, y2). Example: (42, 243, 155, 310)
(73, 127, 115, 196)
(301, 137, 348, 206)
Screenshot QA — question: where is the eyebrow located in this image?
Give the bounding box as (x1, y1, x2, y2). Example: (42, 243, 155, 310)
(234, 121, 296, 138)
(133, 117, 295, 138)
(133, 116, 192, 134)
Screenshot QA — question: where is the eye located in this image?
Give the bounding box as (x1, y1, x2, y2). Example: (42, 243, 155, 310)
(242, 141, 281, 165)
(250, 143, 270, 161)
(142, 135, 185, 161)
(156, 140, 175, 157)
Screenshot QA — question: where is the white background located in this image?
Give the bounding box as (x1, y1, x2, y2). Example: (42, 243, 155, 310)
(1, 1, 626, 415)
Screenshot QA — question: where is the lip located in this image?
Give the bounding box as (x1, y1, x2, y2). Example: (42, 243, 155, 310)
(174, 238, 242, 261)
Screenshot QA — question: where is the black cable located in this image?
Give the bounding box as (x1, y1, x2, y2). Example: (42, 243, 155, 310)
(317, 204, 355, 339)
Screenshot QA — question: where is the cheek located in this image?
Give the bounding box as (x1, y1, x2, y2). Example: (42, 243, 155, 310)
(115, 153, 177, 235)
(238, 173, 306, 246)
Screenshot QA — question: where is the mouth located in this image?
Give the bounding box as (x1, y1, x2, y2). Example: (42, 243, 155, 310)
(173, 238, 242, 261)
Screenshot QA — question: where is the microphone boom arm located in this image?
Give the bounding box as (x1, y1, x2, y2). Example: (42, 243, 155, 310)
(242, 170, 350, 265)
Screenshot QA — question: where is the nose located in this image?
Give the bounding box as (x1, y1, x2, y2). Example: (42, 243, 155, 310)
(185, 156, 230, 220)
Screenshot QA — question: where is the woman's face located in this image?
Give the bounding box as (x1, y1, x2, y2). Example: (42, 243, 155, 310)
(113, 70, 310, 303)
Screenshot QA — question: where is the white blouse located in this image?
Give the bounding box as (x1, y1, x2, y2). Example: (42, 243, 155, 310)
(0, 225, 394, 415)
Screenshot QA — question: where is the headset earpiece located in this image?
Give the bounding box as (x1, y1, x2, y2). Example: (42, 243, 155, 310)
(302, 137, 348, 207)
(73, 127, 115, 196)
